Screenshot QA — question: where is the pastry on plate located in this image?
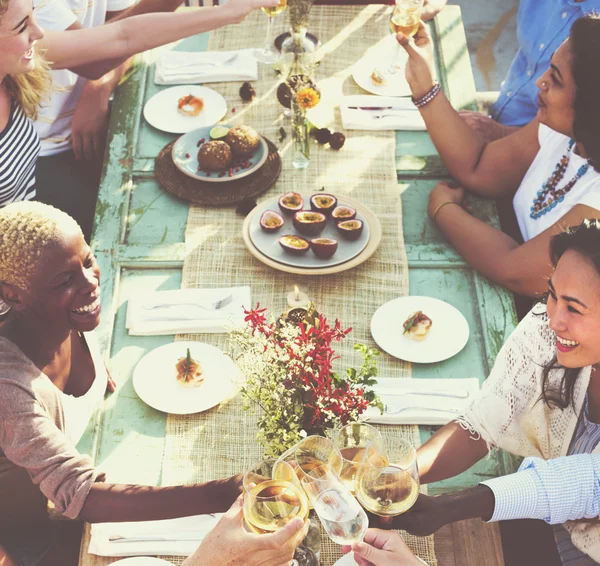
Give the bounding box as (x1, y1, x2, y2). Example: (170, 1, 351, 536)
(178, 94, 204, 117)
(197, 140, 232, 171)
(402, 311, 432, 341)
(176, 348, 204, 387)
(225, 125, 260, 157)
(370, 70, 385, 86)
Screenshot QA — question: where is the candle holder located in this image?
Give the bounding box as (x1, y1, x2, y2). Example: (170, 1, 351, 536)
(280, 302, 319, 327)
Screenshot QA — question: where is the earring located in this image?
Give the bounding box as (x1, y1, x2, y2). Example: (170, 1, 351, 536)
(541, 81, 548, 87)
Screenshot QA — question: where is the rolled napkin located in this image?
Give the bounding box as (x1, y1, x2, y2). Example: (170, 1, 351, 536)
(155, 49, 258, 85)
(89, 513, 221, 557)
(362, 377, 480, 425)
(340, 95, 426, 131)
(126, 286, 251, 335)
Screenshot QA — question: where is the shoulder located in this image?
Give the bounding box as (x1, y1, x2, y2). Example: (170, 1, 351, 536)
(501, 303, 555, 364)
(537, 124, 568, 148)
(33, 0, 78, 31)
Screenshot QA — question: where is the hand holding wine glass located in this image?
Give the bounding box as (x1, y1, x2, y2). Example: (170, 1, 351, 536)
(254, 0, 288, 64)
(395, 20, 436, 99)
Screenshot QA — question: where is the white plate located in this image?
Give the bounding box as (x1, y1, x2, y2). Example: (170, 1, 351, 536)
(248, 194, 370, 269)
(110, 560, 172, 565)
(370, 296, 469, 364)
(352, 36, 412, 97)
(143, 85, 227, 134)
(132, 341, 239, 414)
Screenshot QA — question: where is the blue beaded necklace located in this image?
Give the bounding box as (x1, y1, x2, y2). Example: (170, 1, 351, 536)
(530, 139, 590, 220)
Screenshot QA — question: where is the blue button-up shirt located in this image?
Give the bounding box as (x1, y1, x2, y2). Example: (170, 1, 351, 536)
(481, 454, 600, 524)
(491, 0, 600, 126)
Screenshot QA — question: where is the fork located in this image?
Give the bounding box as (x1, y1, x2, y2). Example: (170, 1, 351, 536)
(143, 294, 233, 311)
(384, 405, 461, 415)
(378, 389, 470, 399)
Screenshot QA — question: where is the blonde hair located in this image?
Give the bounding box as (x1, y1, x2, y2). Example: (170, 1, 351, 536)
(0, 0, 52, 119)
(0, 201, 83, 290)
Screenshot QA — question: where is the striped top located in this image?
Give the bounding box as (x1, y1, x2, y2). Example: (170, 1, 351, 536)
(553, 397, 600, 565)
(0, 100, 39, 206)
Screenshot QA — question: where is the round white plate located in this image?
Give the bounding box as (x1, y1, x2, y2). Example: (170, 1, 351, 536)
(132, 341, 239, 415)
(172, 125, 269, 183)
(334, 554, 359, 566)
(370, 296, 469, 364)
(352, 37, 412, 97)
(110, 559, 172, 565)
(143, 85, 227, 134)
(248, 194, 370, 269)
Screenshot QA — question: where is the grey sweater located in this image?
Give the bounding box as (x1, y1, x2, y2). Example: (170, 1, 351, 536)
(0, 337, 100, 529)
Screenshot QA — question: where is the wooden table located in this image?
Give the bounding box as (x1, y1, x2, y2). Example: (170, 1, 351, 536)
(81, 6, 516, 565)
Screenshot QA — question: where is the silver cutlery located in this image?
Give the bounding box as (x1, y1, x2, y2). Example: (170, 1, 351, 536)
(165, 53, 239, 69)
(108, 533, 205, 543)
(377, 389, 470, 399)
(143, 294, 233, 312)
(384, 405, 461, 415)
(347, 106, 415, 112)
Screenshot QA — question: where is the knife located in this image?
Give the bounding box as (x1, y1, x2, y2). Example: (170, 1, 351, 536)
(376, 389, 470, 399)
(347, 106, 414, 111)
(108, 532, 206, 543)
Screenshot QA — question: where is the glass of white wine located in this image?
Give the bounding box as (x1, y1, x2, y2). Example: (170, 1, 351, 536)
(301, 465, 369, 546)
(254, 0, 288, 64)
(243, 458, 309, 534)
(278, 435, 344, 482)
(333, 422, 381, 494)
(375, 0, 424, 83)
(354, 437, 419, 518)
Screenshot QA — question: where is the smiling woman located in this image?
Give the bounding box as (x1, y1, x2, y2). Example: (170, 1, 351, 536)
(0, 202, 256, 565)
(394, 14, 600, 299)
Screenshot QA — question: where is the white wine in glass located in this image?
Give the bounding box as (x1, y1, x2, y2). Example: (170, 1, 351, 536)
(255, 0, 288, 64)
(355, 437, 420, 517)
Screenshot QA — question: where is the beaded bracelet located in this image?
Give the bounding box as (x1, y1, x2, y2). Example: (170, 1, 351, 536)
(412, 82, 441, 108)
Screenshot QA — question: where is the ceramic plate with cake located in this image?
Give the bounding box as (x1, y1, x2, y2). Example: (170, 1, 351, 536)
(143, 85, 227, 134)
(172, 124, 269, 183)
(370, 296, 470, 363)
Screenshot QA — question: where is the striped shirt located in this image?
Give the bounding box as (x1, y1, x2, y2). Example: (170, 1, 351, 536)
(0, 100, 40, 206)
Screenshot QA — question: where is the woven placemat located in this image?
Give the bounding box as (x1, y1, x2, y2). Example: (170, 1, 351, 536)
(162, 6, 437, 566)
(155, 137, 282, 206)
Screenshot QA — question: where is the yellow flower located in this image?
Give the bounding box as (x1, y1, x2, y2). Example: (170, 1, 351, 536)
(295, 87, 320, 110)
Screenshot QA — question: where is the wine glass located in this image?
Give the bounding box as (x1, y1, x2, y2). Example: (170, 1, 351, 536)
(354, 437, 419, 517)
(301, 465, 369, 546)
(243, 459, 309, 534)
(254, 0, 288, 64)
(278, 435, 344, 482)
(334, 422, 382, 494)
(374, 0, 424, 83)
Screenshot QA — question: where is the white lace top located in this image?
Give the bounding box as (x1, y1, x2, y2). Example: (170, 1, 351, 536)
(459, 304, 600, 560)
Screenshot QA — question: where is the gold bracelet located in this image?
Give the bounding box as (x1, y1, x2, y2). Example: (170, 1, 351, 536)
(432, 200, 459, 221)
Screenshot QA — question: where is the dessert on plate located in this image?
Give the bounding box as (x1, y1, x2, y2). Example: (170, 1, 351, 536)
(402, 311, 432, 341)
(176, 348, 205, 387)
(178, 94, 204, 117)
(197, 140, 233, 171)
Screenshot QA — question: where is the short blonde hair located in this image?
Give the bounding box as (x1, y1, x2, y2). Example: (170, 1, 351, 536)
(0, 201, 83, 290)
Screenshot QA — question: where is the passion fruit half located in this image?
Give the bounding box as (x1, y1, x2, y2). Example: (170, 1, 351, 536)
(310, 237, 338, 258)
(331, 205, 357, 224)
(292, 211, 327, 236)
(259, 210, 284, 233)
(310, 194, 338, 216)
(278, 234, 310, 255)
(278, 192, 304, 215)
(337, 219, 364, 241)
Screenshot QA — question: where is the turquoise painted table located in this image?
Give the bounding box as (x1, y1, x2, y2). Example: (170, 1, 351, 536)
(81, 6, 516, 565)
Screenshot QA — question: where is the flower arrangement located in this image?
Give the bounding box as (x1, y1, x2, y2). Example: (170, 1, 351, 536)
(229, 304, 382, 457)
(295, 87, 320, 110)
(288, 0, 314, 32)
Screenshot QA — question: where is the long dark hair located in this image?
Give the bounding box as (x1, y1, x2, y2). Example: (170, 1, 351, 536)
(540, 219, 600, 409)
(570, 14, 600, 172)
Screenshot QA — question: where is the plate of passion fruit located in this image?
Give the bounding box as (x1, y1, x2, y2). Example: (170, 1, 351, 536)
(243, 192, 382, 275)
(172, 123, 269, 183)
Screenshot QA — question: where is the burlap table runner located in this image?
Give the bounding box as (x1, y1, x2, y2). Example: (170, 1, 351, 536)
(161, 6, 437, 565)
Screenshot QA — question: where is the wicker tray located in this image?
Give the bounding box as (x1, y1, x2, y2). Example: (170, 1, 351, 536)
(155, 137, 281, 206)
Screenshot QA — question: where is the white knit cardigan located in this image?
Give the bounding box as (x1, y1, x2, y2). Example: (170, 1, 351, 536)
(460, 304, 599, 559)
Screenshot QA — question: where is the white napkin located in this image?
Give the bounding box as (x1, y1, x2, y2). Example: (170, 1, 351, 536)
(340, 95, 426, 131)
(126, 287, 251, 335)
(362, 377, 479, 425)
(155, 49, 258, 85)
(89, 513, 221, 557)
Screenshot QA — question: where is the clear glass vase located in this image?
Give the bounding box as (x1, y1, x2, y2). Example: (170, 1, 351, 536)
(281, 26, 316, 55)
(291, 99, 311, 170)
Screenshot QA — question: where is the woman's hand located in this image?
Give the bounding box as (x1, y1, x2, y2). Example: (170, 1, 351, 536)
(427, 181, 467, 219)
(421, 0, 447, 21)
(395, 22, 436, 99)
(342, 529, 423, 566)
(223, 0, 280, 22)
(184, 493, 309, 566)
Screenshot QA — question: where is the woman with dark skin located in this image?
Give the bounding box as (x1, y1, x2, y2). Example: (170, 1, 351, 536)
(0, 202, 248, 564)
(395, 15, 600, 298)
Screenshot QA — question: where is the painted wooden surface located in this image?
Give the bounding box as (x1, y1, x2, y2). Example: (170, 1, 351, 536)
(80, 6, 515, 565)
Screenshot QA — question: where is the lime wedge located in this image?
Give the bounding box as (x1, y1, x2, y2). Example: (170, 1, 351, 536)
(210, 125, 230, 140)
